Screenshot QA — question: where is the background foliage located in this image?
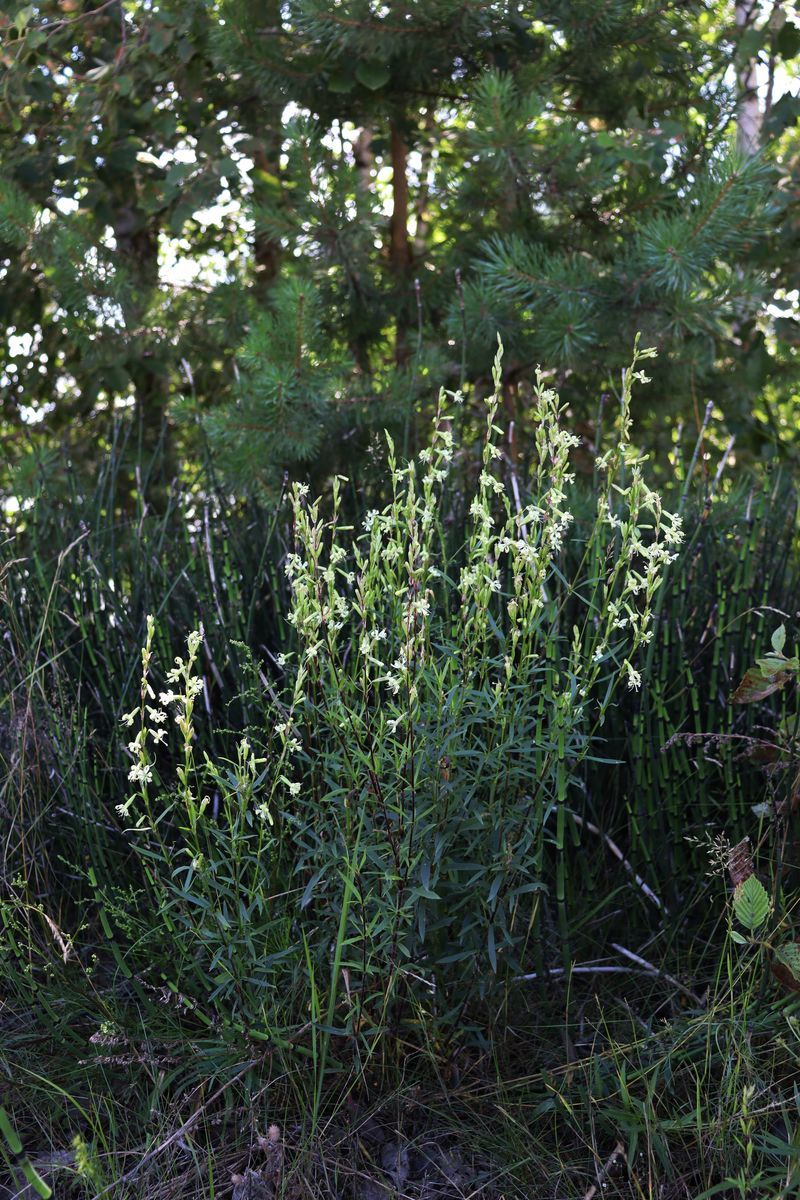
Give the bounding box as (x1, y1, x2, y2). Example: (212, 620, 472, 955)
(1, 0, 799, 502)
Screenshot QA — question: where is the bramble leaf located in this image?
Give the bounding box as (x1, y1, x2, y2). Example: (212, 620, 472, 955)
(733, 874, 770, 930)
(775, 941, 800, 982)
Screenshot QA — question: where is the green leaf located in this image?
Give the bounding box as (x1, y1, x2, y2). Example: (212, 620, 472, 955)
(85, 63, 113, 83)
(327, 70, 356, 93)
(729, 929, 748, 944)
(775, 23, 800, 60)
(214, 157, 239, 181)
(733, 874, 771, 930)
(13, 5, 35, 35)
(355, 60, 390, 90)
(771, 624, 787, 654)
(487, 925, 497, 972)
(177, 36, 196, 64)
(775, 941, 800, 981)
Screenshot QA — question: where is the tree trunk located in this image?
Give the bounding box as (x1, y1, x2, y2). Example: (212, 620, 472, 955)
(248, 0, 284, 294)
(112, 200, 175, 506)
(389, 119, 412, 366)
(252, 134, 283, 290)
(735, 0, 762, 157)
(353, 126, 374, 194)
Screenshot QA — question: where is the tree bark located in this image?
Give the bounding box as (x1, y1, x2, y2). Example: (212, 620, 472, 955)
(735, 0, 762, 157)
(112, 198, 175, 505)
(252, 135, 283, 289)
(389, 119, 412, 366)
(353, 126, 374, 194)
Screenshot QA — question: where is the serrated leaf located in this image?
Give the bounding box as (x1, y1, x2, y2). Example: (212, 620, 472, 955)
(733, 874, 771, 930)
(771, 624, 787, 654)
(775, 942, 800, 981)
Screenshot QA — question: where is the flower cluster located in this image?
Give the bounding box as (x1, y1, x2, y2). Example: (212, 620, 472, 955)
(117, 620, 207, 823)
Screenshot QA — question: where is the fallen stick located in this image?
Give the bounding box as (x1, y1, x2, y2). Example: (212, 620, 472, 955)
(568, 810, 666, 912)
(610, 943, 703, 1007)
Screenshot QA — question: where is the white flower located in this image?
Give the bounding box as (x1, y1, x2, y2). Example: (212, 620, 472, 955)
(625, 662, 642, 691)
(121, 711, 137, 728)
(128, 763, 153, 785)
(147, 707, 167, 724)
(151, 728, 167, 744)
(408, 597, 431, 618)
(287, 780, 301, 797)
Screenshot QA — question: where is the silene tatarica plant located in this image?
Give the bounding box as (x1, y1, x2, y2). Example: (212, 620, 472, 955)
(119, 339, 683, 1038)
